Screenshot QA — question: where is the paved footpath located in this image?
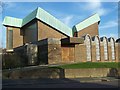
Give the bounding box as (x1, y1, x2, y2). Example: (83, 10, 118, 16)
(2, 77, 120, 88)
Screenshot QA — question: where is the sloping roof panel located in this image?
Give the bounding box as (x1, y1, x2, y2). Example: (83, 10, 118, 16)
(36, 7, 73, 37)
(2, 7, 100, 37)
(73, 14, 100, 32)
(3, 7, 73, 37)
(3, 16, 22, 28)
(22, 8, 38, 26)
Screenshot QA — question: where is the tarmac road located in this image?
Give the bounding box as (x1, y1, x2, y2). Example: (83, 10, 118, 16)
(2, 77, 120, 88)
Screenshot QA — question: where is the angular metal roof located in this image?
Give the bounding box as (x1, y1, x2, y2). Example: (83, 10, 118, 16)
(3, 7, 73, 37)
(3, 16, 22, 28)
(22, 8, 38, 26)
(36, 7, 73, 37)
(3, 7, 100, 37)
(73, 14, 100, 32)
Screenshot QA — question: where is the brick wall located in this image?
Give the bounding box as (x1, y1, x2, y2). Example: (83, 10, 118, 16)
(77, 23, 99, 37)
(115, 43, 119, 62)
(75, 44, 86, 62)
(3, 67, 120, 79)
(61, 45, 75, 64)
(91, 44, 96, 62)
(108, 43, 112, 62)
(48, 44, 62, 64)
(7, 27, 23, 49)
(37, 20, 67, 41)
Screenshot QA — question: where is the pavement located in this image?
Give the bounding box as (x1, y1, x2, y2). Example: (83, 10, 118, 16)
(2, 77, 120, 88)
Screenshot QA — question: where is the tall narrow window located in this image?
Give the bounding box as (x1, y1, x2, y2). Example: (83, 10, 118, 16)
(24, 22, 37, 43)
(8, 30, 13, 49)
(95, 36, 100, 61)
(103, 37, 108, 60)
(110, 38, 115, 60)
(84, 35, 91, 61)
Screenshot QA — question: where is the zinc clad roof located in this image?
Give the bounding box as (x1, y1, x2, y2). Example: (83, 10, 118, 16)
(3, 7, 100, 37)
(3, 16, 22, 28)
(22, 8, 37, 26)
(73, 14, 100, 32)
(36, 7, 73, 37)
(3, 7, 73, 37)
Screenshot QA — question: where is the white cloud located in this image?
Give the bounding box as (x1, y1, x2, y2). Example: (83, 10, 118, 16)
(85, 0, 101, 10)
(60, 15, 73, 26)
(82, 0, 109, 16)
(100, 20, 118, 29)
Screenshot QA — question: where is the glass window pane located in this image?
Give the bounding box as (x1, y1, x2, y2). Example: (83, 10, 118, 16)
(8, 30, 13, 49)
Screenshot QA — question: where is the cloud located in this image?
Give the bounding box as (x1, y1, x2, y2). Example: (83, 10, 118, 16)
(60, 15, 73, 26)
(100, 20, 118, 29)
(82, 0, 109, 16)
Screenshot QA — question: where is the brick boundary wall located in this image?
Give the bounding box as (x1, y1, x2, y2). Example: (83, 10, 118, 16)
(3, 67, 120, 79)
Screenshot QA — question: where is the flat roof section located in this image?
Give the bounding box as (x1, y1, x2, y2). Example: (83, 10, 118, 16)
(61, 37, 84, 44)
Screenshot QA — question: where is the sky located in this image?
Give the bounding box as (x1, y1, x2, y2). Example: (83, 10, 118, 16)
(0, 1, 119, 48)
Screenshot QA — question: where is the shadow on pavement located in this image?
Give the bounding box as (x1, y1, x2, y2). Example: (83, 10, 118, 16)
(2, 78, 119, 88)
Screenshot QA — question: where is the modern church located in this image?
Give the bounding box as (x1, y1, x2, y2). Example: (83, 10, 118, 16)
(3, 7, 120, 65)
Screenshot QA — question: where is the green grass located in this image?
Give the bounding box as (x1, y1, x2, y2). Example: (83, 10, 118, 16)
(49, 62, 120, 69)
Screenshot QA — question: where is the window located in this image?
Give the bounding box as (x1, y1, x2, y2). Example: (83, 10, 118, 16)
(84, 35, 91, 61)
(8, 30, 13, 49)
(24, 22, 37, 43)
(103, 37, 108, 60)
(110, 38, 115, 60)
(95, 36, 100, 61)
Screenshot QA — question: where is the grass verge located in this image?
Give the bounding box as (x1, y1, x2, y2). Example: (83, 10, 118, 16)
(49, 62, 120, 69)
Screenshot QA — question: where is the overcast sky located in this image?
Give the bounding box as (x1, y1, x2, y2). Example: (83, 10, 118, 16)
(1, 2, 119, 48)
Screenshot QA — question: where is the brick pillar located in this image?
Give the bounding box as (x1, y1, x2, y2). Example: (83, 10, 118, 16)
(100, 45, 104, 62)
(48, 38, 62, 64)
(108, 44, 112, 62)
(75, 44, 81, 63)
(91, 44, 96, 62)
(115, 43, 119, 62)
(80, 44, 87, 62)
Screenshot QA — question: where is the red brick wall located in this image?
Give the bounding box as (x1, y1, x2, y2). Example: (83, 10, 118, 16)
(91, 44, 96, 62)
(61, 45, 75, 64)
(37, 20, 67, 41)
(108, 44, 112, 62)
(77, 23, 99, 37)
(75, 44, 87, 62)
(7, 27, 23, 49)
